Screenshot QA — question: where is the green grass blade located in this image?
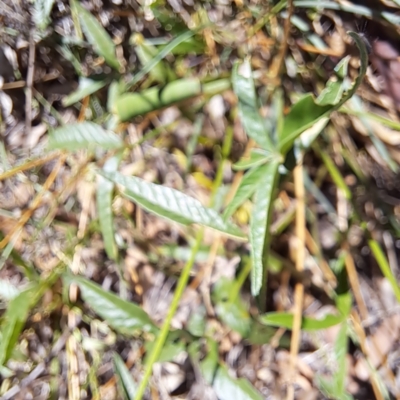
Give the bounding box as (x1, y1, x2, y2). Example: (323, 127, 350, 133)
(249, 160, 280, 295)
(369, 240, 400, 302)
(318, 147, 352, 200)
(100, 170, 246, 239)
(48, 122, 123, 151)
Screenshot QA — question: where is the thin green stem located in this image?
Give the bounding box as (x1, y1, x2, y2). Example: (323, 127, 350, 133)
(133, 229, 203, 400)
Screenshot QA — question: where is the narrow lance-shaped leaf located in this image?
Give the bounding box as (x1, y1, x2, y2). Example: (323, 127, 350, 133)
(250, 160, 280, 295)
(74, 1, 121, 71)
(48, 122, 123, 151)
(223, 163, 273, 220)
(232, 60, 275, 152)
(113, 353, 137, 400)
(97, 153, 123, 261)
(64, 274, 158, 334)
(100, 170, 246, 240)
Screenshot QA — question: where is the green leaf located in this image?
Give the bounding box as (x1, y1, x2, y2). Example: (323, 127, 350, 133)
(223, 163, 274, 220)
(65, 274, 157, 334)
(114, 78, 202, 121)
(186, 306, 206, 337)
(107, 80, 126, 113)
(369, 240, 400, 302)
(74, 1, 121, 71)
(100, 170, 246, 239)
(48, 122, 123, 151)
(336, 291, 352, 317)
(259, 312, 344, 331)
(200, 340, 219, 385)
(113, 353, 137, 400)
(247, 320, 289, 346)
(0, 287, 36, 366)
(279, 94, 332, 156)
(317, 77, 346, 106)
(249, 160, 280, 295)
(212, 278, 252, 338)
(213, 365, 264, 400)
(97, 154, 122, 261)
(232, 60, 275, 152)
(33, 0, 55, 30)
(62, 77, 107, 107)
(279, 32, 368, 156)
(145, 335, 186, 363)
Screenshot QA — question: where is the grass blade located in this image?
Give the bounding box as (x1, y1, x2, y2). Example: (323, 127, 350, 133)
(369, 240, 400, 302)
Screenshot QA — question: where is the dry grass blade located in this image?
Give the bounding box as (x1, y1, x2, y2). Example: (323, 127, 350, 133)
(286, 162, 306, 400)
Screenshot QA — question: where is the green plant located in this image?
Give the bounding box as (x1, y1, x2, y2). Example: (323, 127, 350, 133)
(3, 1, 398, 398)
